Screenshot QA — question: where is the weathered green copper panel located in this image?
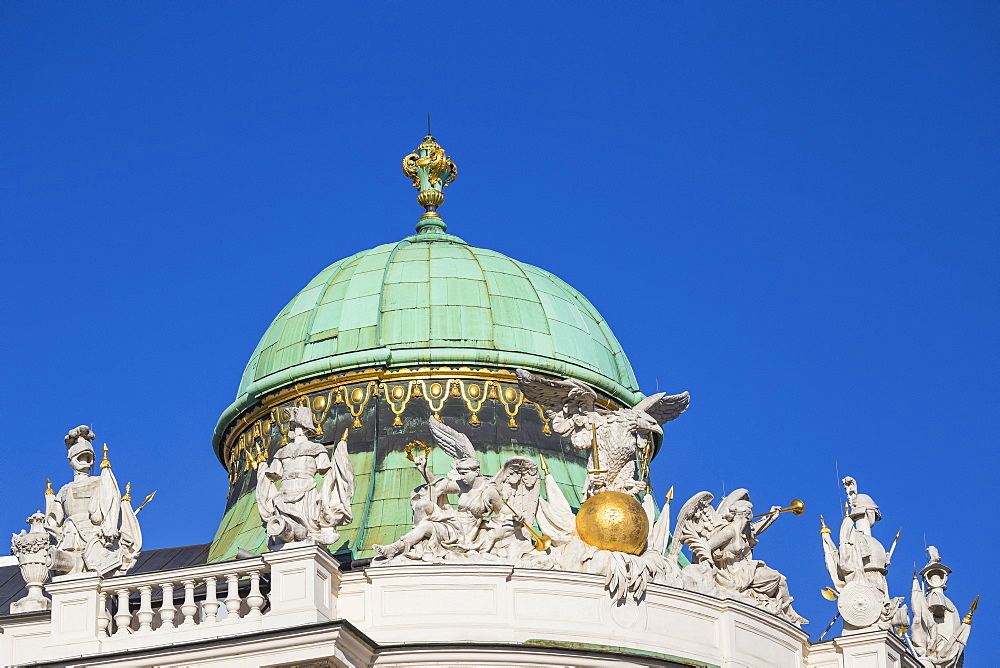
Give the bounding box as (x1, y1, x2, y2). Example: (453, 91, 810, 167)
(215, 231, 641, 452)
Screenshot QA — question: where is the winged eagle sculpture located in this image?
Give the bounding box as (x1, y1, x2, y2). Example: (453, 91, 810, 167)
(515, 369, 689, 497)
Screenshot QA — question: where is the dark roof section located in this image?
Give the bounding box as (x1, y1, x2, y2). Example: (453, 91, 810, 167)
(0, 543, 211, 617)
(132, 543, 211, 575)
(0, 563, 27, 617)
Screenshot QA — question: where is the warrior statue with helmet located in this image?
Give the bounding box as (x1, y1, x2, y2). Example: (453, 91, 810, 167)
(821, 476, 908, 632)
(44, 425, 142, 577)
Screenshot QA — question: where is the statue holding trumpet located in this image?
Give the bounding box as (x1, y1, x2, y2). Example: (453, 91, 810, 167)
(671, 488, 808, 625)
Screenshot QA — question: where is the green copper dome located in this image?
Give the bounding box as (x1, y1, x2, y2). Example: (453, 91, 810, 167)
(207, 135, 650, 563)
(215, 229, 641, 443)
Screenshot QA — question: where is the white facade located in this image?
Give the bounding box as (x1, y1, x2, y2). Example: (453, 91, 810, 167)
(0, 545, 918, 668)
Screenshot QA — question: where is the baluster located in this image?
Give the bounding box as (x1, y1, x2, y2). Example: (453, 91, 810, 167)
(97, 590, 111, 638)
(224, 572, 241, 621)
(180, 579, 197, 626)
(202, 575, 219, 624)
(113, 588, 132, 635)
(136, 585, 154, 633)
(159, 581, 175, 630)
(246, 569, 264, 618)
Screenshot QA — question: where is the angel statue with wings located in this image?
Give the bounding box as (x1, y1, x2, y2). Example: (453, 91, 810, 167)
(255, 408, 355, 548)
(516, 369, 689, 498)
(372, 418, 543, 564)
(671, 489, 807, 625)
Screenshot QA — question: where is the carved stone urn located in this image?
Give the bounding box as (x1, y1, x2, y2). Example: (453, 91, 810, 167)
(11, 511, 52, 612)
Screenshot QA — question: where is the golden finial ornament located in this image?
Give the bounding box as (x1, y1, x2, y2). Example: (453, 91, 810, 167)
(539, 454, 550, 477)
(122, 482, 132, 503)
(100, 444, 111, 469)
(963, 595, 979, 625)
(819, 514, 831, 535)
(342, 428, 350, 443)
(45, 479, 54, 496)
(665, 485, 674, 505)
(402, 132, 457, 233)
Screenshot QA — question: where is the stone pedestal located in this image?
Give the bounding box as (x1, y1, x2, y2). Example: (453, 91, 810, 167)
(807, 629, 920, 668)
(262, 544, 341, 629)
(42, 573, 102, 658)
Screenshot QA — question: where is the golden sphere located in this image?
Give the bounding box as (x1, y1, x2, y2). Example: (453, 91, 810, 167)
(575, 491, 648, 555)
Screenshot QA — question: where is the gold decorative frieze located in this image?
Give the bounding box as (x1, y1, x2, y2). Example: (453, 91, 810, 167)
(221, 366, 624, 484)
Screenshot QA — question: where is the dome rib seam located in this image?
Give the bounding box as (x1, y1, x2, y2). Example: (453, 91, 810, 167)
(374, 239, 412, 349)
(300, 254, 362, 347)
(503, 252, 553, 342)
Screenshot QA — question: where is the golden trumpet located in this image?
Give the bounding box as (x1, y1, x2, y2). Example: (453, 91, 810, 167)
(501, 499, 552, 552)
(752, 499, 805, 519)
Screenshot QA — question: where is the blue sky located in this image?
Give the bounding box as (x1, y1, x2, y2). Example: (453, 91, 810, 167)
(3, 2, 997, 653)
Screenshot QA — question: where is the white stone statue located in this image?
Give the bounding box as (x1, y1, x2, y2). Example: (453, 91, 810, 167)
(516, 369, 689, 498)
(369, 415, 687, 605)
(910, 547, 973, 667)
(255, 408, 355, 548)
(45, 426, 142, 577)
(10, 512, 51, 612)
(372, 418, 539, 564)
(672, 489, 807, 625)
(820, 476, 907, 632)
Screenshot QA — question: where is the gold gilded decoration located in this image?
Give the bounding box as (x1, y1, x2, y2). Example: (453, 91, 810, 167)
(404, 440, 431, 462)
(575, 491, 649, 556)
(498, 384, 525, 429)
(963, 595, 979, 625)
(402, 136, 457, 190)
(539, 454, 550, 477)
(100, 444, 111, 469)
(821, 586, 839, 601)
(45, 479, 53, 496)
(751, 499, 805, 519)
(819, 515, 832, 535)
(221, 366, 625, 482)
(344, 381, 376, 429)
(122, 482, 132, 503)
(588, 423, 607, 489)
(384, 381, 420, 427)
(416, 189, 444, 208)
(501, 498, 552, 551)
(532, 403, 552, 435)
(135, 490, 157, 514)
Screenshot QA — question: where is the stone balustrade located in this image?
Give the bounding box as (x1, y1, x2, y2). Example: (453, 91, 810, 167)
(97, 557, 268, 636)
(0, 545, 921, 668)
